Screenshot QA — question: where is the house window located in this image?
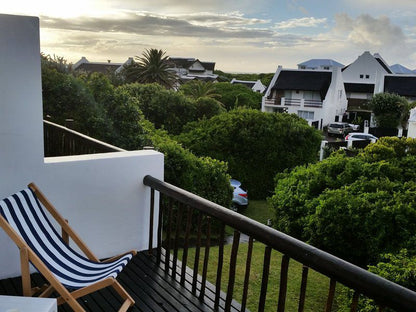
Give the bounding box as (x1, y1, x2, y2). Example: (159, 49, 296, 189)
(323, 66, 330, 70)
(298, 110, 314, 120)
(366, 74, 370, 79)
(360, 74, 364, 78)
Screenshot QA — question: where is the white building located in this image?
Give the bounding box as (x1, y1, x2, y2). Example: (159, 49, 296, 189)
(230, 78, 266, 93)
(262, 66, 347, 129)
(167, 57, 218, 82)
(297, 59, 344, 71)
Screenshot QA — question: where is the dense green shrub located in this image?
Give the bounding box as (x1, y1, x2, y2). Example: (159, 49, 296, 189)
(212, 82, 262, 110)
(337, 249, 416, 312)
(369, 93, 409, 128)
(270, 137, 416, 266)
(178, 108, 322, 199)
(150, 131, 232, 206)
(119, 83, 196, 134)
(42, 67, 105, 135)
(195, 97, 226, 120)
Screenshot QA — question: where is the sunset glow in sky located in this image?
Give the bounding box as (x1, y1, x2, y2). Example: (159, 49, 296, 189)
(2, 0, 416, 72)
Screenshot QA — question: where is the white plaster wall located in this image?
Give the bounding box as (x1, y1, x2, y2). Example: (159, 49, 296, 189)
(322, 68, 348, 126)
(342, 51, 387, 85)
(0, 14, 164, 279)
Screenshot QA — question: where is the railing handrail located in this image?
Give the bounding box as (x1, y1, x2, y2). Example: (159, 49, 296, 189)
(144, 174, 416, 312)
(44, 120, 126, 153)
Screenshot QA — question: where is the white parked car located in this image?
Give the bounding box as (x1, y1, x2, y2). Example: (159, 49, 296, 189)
(345, 133, 378, 142)
(230, 179, 248, 210)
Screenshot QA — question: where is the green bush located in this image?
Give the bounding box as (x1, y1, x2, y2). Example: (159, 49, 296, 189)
(337, 249, 416, 312)
(369, 93, 409, 128)
(150, 131, 232, 207)
(212, 82, 262, 110)
(270, 137, 416, 266)
(119, 83, 196, 135)
(178, 108, 322, 199)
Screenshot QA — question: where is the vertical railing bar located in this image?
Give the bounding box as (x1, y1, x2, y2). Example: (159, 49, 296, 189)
(199, 216, 211, 300)
(192, 213, 203, 294)
(277, 254, 290, 312)
(258, 245, 272, 312)
(214, 222, 226, 310)
(156, 193, 163, 264)
(172, 203, 184, 281)
(241, 237, 254, 312)
(297, 266, 309, 312)
(325, 278, 336, 312)
(180, 206, 193, 285)
(350, 291, 359, 312)
(225, 230, 241, 312)
(148, 188, 155, 254)
(164, 197, 174, 274)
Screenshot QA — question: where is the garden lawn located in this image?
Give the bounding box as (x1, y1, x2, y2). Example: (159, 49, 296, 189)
(180, 241, 330, 312)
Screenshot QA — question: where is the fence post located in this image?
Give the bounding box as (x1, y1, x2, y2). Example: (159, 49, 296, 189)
(320, 140, 328, 161)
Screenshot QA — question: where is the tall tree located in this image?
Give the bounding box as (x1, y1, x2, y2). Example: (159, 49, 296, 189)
(124, 48, 176, 89)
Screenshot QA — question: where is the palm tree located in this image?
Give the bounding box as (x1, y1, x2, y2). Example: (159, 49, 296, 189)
(125, 48, 176, 89)
(180, 80, 221, 100)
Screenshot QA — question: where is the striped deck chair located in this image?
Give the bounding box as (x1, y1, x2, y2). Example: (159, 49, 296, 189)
(0, 183, 136, 312)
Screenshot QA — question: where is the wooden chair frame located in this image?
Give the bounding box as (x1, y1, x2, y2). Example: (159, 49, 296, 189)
(0, 183, 137, 312)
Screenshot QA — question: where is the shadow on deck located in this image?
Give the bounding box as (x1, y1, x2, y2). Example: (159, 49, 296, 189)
(0, 250, 245, 312)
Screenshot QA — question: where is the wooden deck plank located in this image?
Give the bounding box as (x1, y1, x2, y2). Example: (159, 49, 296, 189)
(0, 250, 247, 312)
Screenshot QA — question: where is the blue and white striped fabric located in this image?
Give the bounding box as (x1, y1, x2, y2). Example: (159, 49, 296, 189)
(0, 188, 133, 290)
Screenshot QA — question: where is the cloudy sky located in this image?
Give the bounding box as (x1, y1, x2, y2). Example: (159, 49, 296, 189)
(2, 0, 416, 72)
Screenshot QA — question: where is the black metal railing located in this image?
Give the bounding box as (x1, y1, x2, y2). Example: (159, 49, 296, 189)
(144, 175, 416, 312)
(43, 120, 125, 157)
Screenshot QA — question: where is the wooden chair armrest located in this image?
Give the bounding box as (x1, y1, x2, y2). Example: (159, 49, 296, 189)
(101, 250, 137, 263)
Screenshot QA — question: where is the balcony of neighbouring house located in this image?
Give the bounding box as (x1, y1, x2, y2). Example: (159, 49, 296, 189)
(264, 97, 323, 108)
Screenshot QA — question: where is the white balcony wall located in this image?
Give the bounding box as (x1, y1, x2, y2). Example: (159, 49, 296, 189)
(0, 14, 163, 279)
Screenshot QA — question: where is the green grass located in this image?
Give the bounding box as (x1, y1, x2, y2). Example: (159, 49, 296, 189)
(239, 200, 274, 225)
(178, 201, 332, 311)
(179, 242, 330, 312)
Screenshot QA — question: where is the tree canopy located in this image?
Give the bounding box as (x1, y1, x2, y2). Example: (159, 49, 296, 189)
(369, 93, 409, 128)
(178, 109, 322, 198)
(270, 137, 416, 266)
(123, 48, 177, 88)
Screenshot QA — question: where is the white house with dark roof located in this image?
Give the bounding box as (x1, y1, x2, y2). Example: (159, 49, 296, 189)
(230, 78, 266, 93)
(262, 66, 347, 129)
(167, 57, 218, 82)
(341, 51, 393, 112)
(298, 59, 344, 71)
(73, 56, 133, 74)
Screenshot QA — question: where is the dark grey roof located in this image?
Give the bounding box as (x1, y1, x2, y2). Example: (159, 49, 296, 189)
(75, 63, 121, 74)
(375, 57, 393, 74)
(271, 70, 332, 100)
(232, 81, 256, 88)
(384, 76, 416, 97)
(201, 62, 215, 71)
(168, 58, 215, 71)
(344, 83, 374, 93)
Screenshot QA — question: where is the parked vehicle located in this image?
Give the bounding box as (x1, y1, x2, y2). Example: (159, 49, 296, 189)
(327, 122, 353, 136)
(230, 179, 248, 210)
(345, 132, 378, 141)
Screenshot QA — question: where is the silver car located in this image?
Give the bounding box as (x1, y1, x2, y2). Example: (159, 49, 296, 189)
(345, 132, 378, 142)
(230, 179, 248, 210)
(327, 122, 353, 136)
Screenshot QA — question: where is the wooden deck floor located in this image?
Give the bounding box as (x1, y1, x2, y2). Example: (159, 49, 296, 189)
(0, 250, 245, 312)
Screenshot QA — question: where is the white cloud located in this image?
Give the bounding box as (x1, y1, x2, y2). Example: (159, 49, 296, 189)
(275, 17, 327, 29)
(334, 14, 406, 47)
